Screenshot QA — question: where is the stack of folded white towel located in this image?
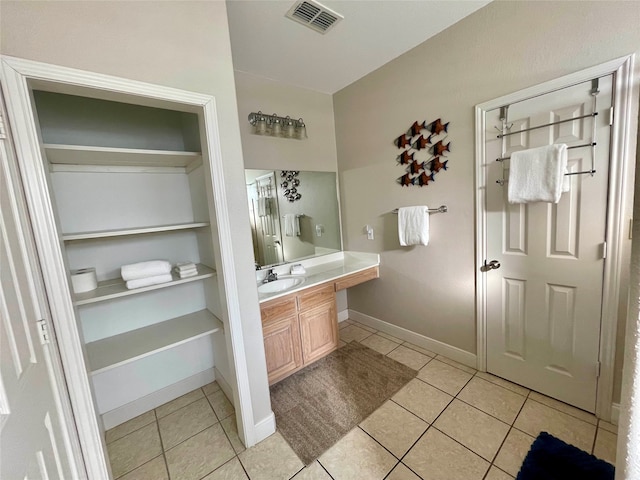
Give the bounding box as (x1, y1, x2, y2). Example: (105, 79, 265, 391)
(121, 260, 172, 290)
(173, 262, 198, 279)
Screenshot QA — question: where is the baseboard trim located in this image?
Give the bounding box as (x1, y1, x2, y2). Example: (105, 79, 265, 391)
(254, 411, 276, 444)
(214, 367, 233, 405)
(348, 309, 477, 369)
(337, 309, 349, 322)
(101, 368, 216, 430)
(611, 402, 620, 425)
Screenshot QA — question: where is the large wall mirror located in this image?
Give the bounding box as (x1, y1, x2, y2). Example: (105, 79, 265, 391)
(246, 170, 342, 268)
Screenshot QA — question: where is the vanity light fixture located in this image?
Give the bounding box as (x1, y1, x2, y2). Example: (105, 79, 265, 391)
(248, 111, 308, 139)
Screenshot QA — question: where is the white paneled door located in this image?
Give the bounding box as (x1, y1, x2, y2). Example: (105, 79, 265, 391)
(485, 76, 613, 412)
(0, 98, 82, 478)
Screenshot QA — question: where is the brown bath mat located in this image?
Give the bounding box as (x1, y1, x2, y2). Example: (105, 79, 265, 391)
(270, 341, 417, 464)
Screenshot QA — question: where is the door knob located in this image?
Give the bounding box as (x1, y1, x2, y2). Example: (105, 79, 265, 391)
(483, 259, 501, 271)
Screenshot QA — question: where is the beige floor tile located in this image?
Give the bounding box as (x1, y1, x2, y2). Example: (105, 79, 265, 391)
(220, 415, 246, 454)
(339, 324, 374, 343)
(202, 458, 248, 480)
(457, 377, 526, 424)
(360, 401, 428, 458)
(485, 466, 514, 480)
(417, 360, 473, 396)
(107, 423, 162, 478)
(106, 411, 156, 444)
(386, 462, 421, 480)
(202, 381, 221, 396)
(208, 390, 235, 420)
(361, 334, 401, 355)
(528, 391, 596, 425)
(593, 428, 617, 465)
(434, 355, 477, 374)
(434, 399, 510, 460)
(291, 461, 332, 479)
(155, 389, 205, 419)
(318, 427, 396, 480)
(117, 455, 168, 480)
(386, 345, 431, 370)
(494, 428, 534, 477)
(404, 428, 489, 480)
(392, 379, 453, 423)
(239, 431, 303, 480)
(474, 372, 529, 397)
(599, 420, 618, 434)
(351, 321, 378, 333)
(339, 320, 353, 329)
(377, 331, 404, 343)
(338, 340, 347, 348)
(514, 399, 596, 451)
(165, 424, 235, 480)
(402, 342, 436, 357)
(158, 397, 218, 450)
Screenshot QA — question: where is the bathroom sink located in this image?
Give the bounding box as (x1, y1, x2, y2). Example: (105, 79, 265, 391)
(258, 276, 305, 294)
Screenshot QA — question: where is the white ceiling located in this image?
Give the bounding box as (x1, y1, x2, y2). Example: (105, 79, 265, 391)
(226, 0, 491, 94)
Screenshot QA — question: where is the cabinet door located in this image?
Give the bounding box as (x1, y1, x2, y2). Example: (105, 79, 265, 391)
(263, 315, 303, 385)
(299, 300, 338, 365)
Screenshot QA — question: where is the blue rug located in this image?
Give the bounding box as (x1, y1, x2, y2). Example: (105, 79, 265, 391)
(516, 432, 614, 480)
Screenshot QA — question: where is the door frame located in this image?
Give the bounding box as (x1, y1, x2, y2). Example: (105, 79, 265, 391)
(474, 55, 635, 420)
(0, 56, 262, 476)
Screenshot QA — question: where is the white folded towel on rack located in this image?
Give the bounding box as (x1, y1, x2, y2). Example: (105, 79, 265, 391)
(508, 144, 568, 204)
(174, 262, 196, 272)
(283, 214, 300, 237)
(121, 260, 171, 281)
(125, 273, 173, 290)
(398, 206, 429, 246)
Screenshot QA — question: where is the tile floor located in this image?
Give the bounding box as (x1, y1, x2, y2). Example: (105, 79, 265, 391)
(106, 319, 618, 480)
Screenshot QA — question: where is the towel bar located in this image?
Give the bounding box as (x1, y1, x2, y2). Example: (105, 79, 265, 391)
(392, 205, 447, 214)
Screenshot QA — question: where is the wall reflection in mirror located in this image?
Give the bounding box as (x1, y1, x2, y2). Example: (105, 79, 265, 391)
(246, 170, 342, 268)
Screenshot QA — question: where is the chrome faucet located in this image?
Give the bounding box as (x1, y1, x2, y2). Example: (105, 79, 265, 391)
(263, 268, 278, 283)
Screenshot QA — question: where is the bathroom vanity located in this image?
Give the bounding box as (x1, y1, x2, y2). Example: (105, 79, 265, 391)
(258, 252, 379, 385)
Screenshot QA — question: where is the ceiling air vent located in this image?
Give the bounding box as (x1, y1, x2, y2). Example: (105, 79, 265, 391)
(285, 0, 343, 34)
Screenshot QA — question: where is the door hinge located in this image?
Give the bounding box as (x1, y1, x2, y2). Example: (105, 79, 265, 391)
(36, 319, 50, 345)
(596, 361, 601, 378)
(608, 106, 614, 126)
(602, 241, 607, 259)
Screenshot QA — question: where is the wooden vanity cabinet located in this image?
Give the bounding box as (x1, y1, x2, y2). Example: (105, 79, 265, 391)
(260, 283, 337, 385)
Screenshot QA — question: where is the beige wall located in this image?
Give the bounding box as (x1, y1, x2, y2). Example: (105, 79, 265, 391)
(334, 0, 640, 402)
(234, 70, 338, 172)
(0, 1, 272, 434)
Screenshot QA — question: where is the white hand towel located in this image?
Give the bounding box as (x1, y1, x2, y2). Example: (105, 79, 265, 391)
(398, 206, 429, 246)
(174, 267, 198, 277)
(121, 260, 171, 281)
(125, 273, 172, 290)
(174, 262, 196, 273)
(284, 214, 300, 237)
(508, 144, 568, 204)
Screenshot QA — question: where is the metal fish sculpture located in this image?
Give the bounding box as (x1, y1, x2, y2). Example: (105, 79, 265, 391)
(412, 134, 432, 151)
(432, 140, 451, 156)
(430, 157, 449, 173)
(396, 134, 412, 149)
(397, 150, 415, 165)
(408, 120, 426, 136)
(407, 160, 425, 175)
(398, 173, 414, 187)
(428, 118, 449, 135)
(414, 171, 435, 186)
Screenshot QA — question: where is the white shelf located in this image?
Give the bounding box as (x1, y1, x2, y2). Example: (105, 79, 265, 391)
(73, 264, 215, 306)
(44, 143, 202, 169)
(86, 309, 223, 374)
(62, 222, 210, 241)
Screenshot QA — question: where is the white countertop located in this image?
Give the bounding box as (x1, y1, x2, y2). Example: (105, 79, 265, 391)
(257, 251, 380, 303)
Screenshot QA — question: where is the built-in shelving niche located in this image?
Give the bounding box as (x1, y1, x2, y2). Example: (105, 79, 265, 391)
(32, 89, 227, 421)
